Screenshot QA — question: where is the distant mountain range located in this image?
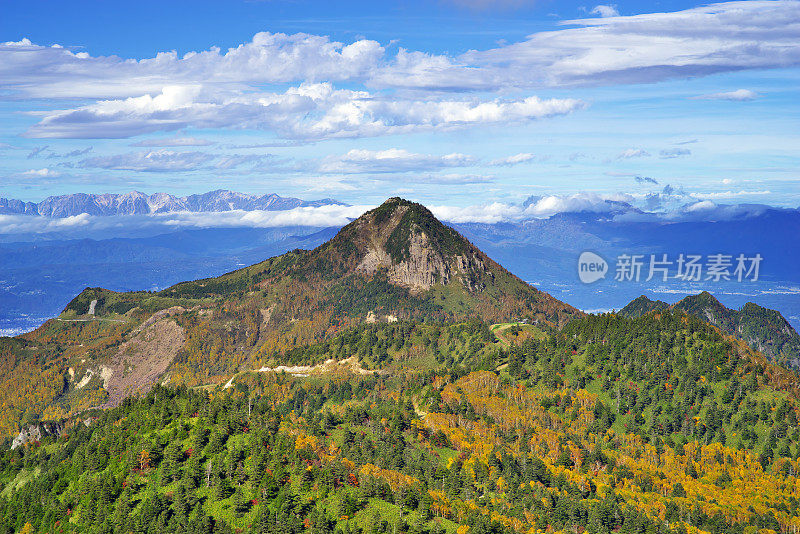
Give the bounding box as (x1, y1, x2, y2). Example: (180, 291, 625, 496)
(620, 292, 800, 369)
(0, 190, 346, 217)
(0, 197, 578, 422)
(2, 196, 799, 341)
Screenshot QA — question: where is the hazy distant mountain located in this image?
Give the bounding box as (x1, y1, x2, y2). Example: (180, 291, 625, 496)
(0, 190, 346, 217)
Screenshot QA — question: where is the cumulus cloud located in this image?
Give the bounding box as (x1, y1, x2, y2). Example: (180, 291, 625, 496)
(617, 148, 650, 159)
(80, 149, 214, 172)
(590, 5, 619, 17)
(660, 148, 691, 159)
(25, 83, 584, 139)
(453, 1, 800, 89)
(488, 153, 535, 166)
(430, 192, 635, 223)
(1, 0, 794, 137)
(0, 34, 384, 100)
(694, 89, 759, 101)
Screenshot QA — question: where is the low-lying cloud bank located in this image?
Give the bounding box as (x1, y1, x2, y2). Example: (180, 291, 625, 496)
(0, 193, 791, 239)
(0, 204, 372, 238)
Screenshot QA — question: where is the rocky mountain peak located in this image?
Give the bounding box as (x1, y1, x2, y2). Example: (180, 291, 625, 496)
(326, 198, 491, 294)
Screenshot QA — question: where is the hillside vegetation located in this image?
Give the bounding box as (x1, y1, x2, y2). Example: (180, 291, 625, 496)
(2, 198, 800, 534)
(620, 293, 800, 369)
(0, 199, 578, 434)
(3, 312, 800, 534)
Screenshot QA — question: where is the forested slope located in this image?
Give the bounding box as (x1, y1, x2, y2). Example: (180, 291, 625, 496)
(3, 312, 800, 534)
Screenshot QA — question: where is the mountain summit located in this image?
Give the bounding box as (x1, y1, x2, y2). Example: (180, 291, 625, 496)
(304, 197, 505, 293)
(164, 197, 579, 325)
(1, 198, 579, 421)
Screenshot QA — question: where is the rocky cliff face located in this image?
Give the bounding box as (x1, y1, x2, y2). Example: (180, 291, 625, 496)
(339, 198, 495, 295)
(355, 211, 491, 294)
(11, 422, 63, 449)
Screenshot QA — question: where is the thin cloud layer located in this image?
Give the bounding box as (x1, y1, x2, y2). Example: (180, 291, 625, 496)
(489, 153, 535, 166)
(24, 83, 584, 139)
(660, 148, 691, 159)
(318, 149, 476, 174)
(0, 204, 373, 236)
(3, 1, 798, 142)
(80, 149, 215, 172)
(131, 136, 216, 147)
(695, 89, 760, 101)
(431, 192, 635, 223)
(0, 192, 788, 237)
(617, 148, 650, 159)
(389, 1, 800, 89)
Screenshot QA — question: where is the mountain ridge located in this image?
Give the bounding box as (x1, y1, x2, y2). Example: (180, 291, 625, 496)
(0, 190, 346, 218)
(620, 291, 800, 368)
(0, 197, 579, 432)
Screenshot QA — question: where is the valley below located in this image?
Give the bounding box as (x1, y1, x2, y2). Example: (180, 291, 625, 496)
(0, 199, 799, 534)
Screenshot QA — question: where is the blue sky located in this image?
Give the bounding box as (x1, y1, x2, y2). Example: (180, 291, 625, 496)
(1, 0, 798, 212)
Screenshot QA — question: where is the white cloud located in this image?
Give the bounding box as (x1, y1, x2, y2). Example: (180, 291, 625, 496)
(617, 148, 650, 159)
(590, 5, 619, 17)
(690, 189, 772, 199)
(25, 83, 584, 139)
(488, 153, 535, 166)
(18, 168, 61, 178)
(318, 148, 476, 174)
(523, 192, 633, 217)
(659, 148, 691, 159)
(131, 136, 216, 147)
(612, 199, 774, 222)
(685, 200, 717, 212)
(430, 192, 634, 223)
(0, 204, 373, 236)
(400, 173, 494, 184)
(454, 0, 800, 89)
(694, 88, 760, 101)
(0, 212, 91, 234)
(0, 33, 384, 100)
(1, 0, 793, 131)
(214, 154, 272, 170)
(430, 202, 524, 224)
(80, 149, 214, 172)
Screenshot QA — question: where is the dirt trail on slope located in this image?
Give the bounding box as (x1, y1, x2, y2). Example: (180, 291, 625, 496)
(223, 356, 385, 389)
